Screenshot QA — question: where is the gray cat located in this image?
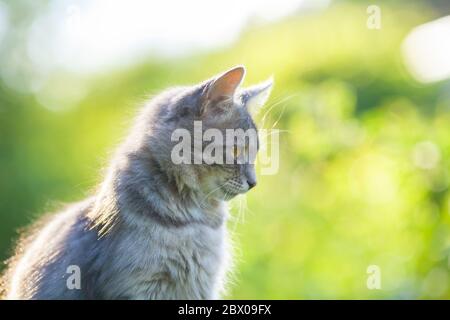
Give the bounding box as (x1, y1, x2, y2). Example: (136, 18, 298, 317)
(1, 66, 272, 300)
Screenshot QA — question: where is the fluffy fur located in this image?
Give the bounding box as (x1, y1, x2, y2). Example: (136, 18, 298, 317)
(0, 66, 272, 299)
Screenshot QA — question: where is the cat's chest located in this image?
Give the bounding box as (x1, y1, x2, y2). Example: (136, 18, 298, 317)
(135, 223, 226, 271)
(110, 221, 230, 299)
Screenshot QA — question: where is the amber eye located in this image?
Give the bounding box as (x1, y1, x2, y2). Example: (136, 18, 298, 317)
(231, 145, 241, 159)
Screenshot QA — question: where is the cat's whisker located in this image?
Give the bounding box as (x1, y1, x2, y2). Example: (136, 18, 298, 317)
(243, 195, 255, 217)
(270, 101, 289, 130)
(258, 129, 291, 140)
(259, 93, 290, 122)
(239, 195, 245, 221)
(231, 195, 242, 233)
(199, 180, 230, 208)
(230, 193, 250, 234)
(259, 93, 298, 129)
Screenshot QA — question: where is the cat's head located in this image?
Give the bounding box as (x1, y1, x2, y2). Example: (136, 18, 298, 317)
(146, 66, 272, 201)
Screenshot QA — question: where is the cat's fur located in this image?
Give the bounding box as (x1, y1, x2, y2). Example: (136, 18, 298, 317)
(0, 66, 272, 300)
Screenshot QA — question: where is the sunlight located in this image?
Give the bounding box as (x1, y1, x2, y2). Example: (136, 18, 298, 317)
(26, 0, 330, 74)
(402, 15, 450, 83)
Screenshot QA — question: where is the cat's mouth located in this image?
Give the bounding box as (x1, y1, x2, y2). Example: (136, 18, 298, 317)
(220, 185, 244, 200)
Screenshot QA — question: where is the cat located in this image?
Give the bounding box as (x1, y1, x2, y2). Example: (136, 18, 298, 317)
(0, 66, 273, 299)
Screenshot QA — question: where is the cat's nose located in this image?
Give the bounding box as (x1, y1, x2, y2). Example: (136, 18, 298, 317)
(247, 179, 257, 189)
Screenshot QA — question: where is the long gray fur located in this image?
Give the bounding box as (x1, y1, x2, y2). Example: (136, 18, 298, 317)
(0, 66, 272, 299)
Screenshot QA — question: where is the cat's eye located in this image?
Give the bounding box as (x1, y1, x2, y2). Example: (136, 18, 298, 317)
(231, 145, 241, 159)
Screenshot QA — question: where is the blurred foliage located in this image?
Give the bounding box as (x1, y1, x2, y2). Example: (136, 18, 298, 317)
(1, 2, 450, 299)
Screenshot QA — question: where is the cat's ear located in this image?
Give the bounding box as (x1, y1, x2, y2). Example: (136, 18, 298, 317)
(205, 66, 246, 103)
(242, 77, 273, 116)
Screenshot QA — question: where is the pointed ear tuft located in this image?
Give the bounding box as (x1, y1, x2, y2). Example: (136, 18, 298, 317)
(242, 76, 273, 116)
(206, 66, 246, 102)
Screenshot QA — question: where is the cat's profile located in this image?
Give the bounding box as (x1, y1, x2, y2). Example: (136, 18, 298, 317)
(0, 66, 272, 300)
